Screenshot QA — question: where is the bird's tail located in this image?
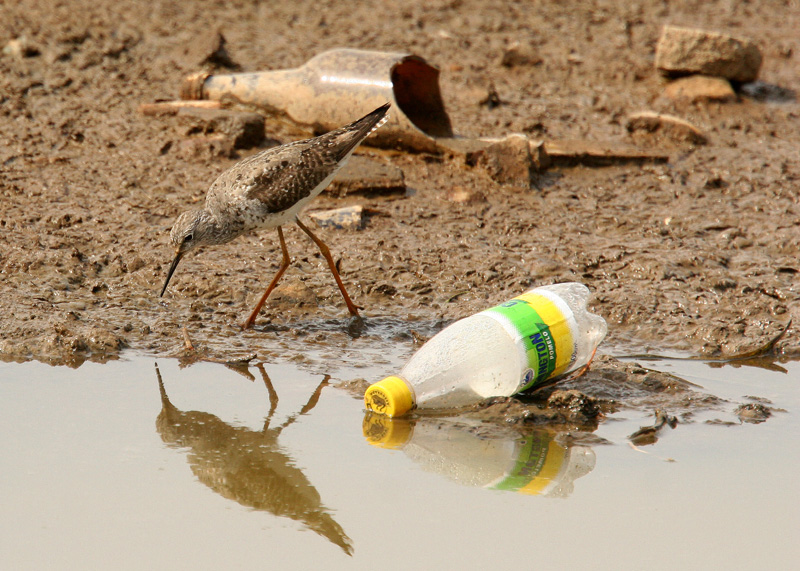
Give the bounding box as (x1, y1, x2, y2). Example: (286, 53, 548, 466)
(327, 103, 390, 161)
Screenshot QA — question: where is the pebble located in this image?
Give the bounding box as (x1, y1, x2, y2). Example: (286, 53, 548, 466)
(3, 37, 40, 58)
(308, 205, 364, 230)
(663, 75, 737, 102)
(655, 25, 762, 83)
(443, 186, 486, 204)
(500, 41, 543, 67)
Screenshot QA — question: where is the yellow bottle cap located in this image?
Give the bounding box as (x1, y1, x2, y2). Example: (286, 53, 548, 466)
(362, 413, 414, 448)
(364, 375, 414, 417)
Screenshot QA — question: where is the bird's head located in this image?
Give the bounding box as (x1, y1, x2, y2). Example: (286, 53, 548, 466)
(160, 209, 213, 297)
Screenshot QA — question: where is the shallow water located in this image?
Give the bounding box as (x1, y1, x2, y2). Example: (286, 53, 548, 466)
(1, 350, 797, 570)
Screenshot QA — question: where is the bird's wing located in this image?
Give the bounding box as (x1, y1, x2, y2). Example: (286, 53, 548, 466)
(240, 141, 340, 214)
(207, 103, 390, 215)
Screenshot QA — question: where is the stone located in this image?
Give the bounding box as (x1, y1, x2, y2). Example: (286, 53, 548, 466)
(177, 107, 265, 149)
(663, 75, 737, 102)
(627, 111, 708, 145)
(268, 280, 319, 309)
(500, 41, 543, 67)
(443, 186, 486, 204)
(3, 37, 40, 58)
(185, 30, 241, 70)
(466, 133, 534, 188)
(308, 205, 364, 230)
(326, 155, 406, 197)
(655, 25, 762, 83)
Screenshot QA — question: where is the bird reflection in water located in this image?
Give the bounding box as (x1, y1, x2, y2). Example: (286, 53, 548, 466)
(155, 363, 353, 555)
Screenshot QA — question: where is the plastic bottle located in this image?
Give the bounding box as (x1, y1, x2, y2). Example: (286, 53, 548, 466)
(364, 282, 607, 416)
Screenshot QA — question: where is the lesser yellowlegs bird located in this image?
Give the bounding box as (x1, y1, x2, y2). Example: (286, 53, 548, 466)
(160, 103, 390, 329)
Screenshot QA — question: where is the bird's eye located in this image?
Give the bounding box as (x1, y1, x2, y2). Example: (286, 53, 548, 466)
(184, 234, 194, 242)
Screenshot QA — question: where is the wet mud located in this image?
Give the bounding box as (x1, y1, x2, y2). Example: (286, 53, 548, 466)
(1, 1, 798, 422)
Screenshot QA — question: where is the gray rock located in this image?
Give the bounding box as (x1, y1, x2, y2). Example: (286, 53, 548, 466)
(655, 25, 762, 83)
(308, 205, 364, 230)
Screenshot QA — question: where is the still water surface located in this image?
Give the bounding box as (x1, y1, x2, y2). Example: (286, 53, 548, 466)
(1, 350, 797, 570)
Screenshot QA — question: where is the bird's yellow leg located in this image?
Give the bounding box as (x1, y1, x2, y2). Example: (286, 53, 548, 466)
(295, 217, 360, 317)
(242, 226, 291, 330)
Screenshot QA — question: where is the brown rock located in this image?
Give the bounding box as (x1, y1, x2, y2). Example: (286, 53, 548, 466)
(177, 107, 265, 149)
(268, 280, 319, 309)
(500, 41, 543, 67)
(175, 135, 236, 159)
(327, 155, 405, 197)
(185, 30, 240, 70)
(443, 186, 486, 204)
(655, 25, 762, 83)
(664, 75, 737, 102)
(467, 134, 535, 188)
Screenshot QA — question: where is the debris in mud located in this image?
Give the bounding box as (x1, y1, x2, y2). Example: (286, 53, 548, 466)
(735, 403, 772, 424)
(655, 25, 762, 83)
(543, 139, 670, 166)
(179, 48, 453, 153)
(628, 409, 678, 446)
(626, 111, 708, 145)
(546, 389, 602, 424)
(138, 100, 223, 116)
(463, 390, 602, 429)
(478, 83, 503, 109)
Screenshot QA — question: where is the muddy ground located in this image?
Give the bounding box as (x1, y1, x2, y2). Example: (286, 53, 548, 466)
(1, 0, 798, 419)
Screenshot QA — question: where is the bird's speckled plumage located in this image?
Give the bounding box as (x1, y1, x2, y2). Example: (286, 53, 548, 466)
(160, 103, 390, 308)
(169, 103, 390, 252)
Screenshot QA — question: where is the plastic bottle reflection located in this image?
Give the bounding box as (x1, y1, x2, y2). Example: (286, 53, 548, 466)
(363, 413, 595, 497)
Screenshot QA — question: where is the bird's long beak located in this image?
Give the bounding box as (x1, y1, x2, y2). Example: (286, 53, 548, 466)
(160, 249, 183, 297)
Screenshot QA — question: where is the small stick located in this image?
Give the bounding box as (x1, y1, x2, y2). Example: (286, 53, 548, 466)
(182, 325, 196, 352)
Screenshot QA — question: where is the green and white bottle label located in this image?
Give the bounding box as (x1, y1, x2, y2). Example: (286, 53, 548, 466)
(482, 289, 577, 392)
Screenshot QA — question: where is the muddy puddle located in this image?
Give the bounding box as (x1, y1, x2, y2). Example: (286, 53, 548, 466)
(2, 348, 797, 569)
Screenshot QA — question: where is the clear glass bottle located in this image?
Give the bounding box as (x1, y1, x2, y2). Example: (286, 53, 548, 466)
(364, 282, 607, 416)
